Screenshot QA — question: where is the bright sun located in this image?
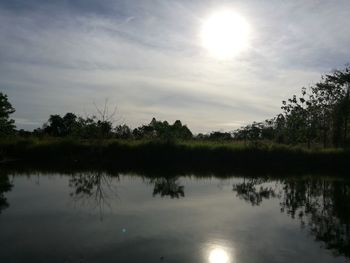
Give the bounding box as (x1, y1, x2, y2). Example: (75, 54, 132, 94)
(201, 10, 250, 59)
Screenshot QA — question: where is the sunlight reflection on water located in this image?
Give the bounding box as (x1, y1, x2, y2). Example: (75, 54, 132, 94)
(209, 247, 230, 263)
(1, 173, 349, 263)
(205, 241, 234, 263)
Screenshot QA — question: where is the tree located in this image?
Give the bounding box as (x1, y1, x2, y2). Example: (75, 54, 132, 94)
(0, 92, 15, 136)
(115, 124, 132, 139)
(323, 67, 350, 146)
(73, 116, 113, 139)
(233, 65, 350, 148)
(131, 118, 193, 140)
(43, 113, 78, 137)
(208, 131, 232, 140)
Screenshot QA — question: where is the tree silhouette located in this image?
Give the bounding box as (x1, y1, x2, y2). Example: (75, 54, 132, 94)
(43, 113, 78, 137)
(232, 66, 350, 148)
(0, 92, 15, 136)
(69, 172, 118, 219)
(0, 174, 13, 214)
(132, 118, 192, 140)
(151, 177, 185, 198)
(280, 178, 350, 257)
(232, 178, 277, 206)
(232, 177, 350, 258)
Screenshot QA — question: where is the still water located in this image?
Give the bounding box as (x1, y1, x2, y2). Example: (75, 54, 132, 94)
(0, 171, 349, 263)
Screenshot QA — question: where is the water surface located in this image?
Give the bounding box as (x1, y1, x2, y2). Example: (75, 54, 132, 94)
(0, 171, 349, 263)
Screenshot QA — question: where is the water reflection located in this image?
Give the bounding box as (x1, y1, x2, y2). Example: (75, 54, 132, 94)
(0, 168, 349, 262)
(209, 247, 230, 263)
(233, 177, 350, 258)
(280, 178, 350, 257)
(232, 177, 277, 206)
(151, 177, 184, 198)
(0, 174, 12, 214)
(69, 172, 118, 217)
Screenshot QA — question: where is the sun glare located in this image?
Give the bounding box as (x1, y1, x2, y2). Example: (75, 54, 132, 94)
(209, 248, 230, 263)
(201, 10, 250, 59)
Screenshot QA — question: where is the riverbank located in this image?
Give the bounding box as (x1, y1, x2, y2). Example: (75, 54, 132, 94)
(0, 138, 348, 173)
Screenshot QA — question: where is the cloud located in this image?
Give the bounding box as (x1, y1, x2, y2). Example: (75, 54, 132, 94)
(1, 0, 350, 133)
(14, 118, 40, 128)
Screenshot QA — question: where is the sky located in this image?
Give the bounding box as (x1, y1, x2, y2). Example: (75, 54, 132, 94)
(1, 0, 350, 133)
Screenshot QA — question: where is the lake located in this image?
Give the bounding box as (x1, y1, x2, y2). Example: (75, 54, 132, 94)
(0, 170, 349, 263)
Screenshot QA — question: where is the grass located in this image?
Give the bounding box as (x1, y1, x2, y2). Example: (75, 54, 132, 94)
(0, 137, 348, 173)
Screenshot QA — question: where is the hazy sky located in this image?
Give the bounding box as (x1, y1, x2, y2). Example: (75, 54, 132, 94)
(1, 0, 350, 133)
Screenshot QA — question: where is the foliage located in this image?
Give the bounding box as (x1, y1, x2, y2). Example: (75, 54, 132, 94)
(115, 124, 132, 139)
(0, 137, 348, 173)
(132, 118, 192, 140)
(0, 92, 15, 136)
(40, 113, 113, 139)
(5, 65, 350, 149)
(233, 66, 350, 148)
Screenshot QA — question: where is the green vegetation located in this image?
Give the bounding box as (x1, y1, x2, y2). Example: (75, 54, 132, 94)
(235, 66, 350, 148)
(0, 137, 349, 173)
(0, 92, 15, 136)
(2, 66, 350, 170)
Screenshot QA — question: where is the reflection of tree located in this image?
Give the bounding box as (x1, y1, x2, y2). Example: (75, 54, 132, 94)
(232, 178, 277, 206)
(280, 178, 350, 257)
(232, 177, 350, 258)
(0, 174, 12, 214)
(69, 172, 118, 218)
(152, 177, 184, 198)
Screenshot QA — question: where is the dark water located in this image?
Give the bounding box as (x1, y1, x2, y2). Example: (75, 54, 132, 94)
(0, 171, 349, 263)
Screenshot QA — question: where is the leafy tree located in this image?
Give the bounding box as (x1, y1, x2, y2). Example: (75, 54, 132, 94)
(195, 133, 208, 140)
(0, 92, 15, 136)
(74, 116, 113, 139)
(208, 131, 232, 140)
(43, 113, 78, 137)
(233, 65, 350, 148)
(323, 67, 350, 146)
(274, 114, 286, 143)
(43, 114, 65, 136)
(63, 113, 78, 135)
(115, 124, 132, 139)
(131, 118, 193, 140)
(170, 120, 192, 140)
(41, 112, 113, 139)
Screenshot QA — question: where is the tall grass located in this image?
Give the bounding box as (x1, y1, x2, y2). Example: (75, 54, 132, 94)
(0, 137, 348, 173)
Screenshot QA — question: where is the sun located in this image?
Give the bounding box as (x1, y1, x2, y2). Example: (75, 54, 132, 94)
(200, 10, 250, 59)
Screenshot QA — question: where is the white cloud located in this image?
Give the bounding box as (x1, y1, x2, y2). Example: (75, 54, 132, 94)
(1, 0, 350, 132)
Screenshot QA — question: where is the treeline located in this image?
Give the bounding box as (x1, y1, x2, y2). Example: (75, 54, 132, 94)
(17, 113, 233, 141)
(33, 113, 192, 139)
(0, 92, 247, 141)
(21, 114, 193, 141)
(2, 65, 350, 147)
(234, 66, 350, 148)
